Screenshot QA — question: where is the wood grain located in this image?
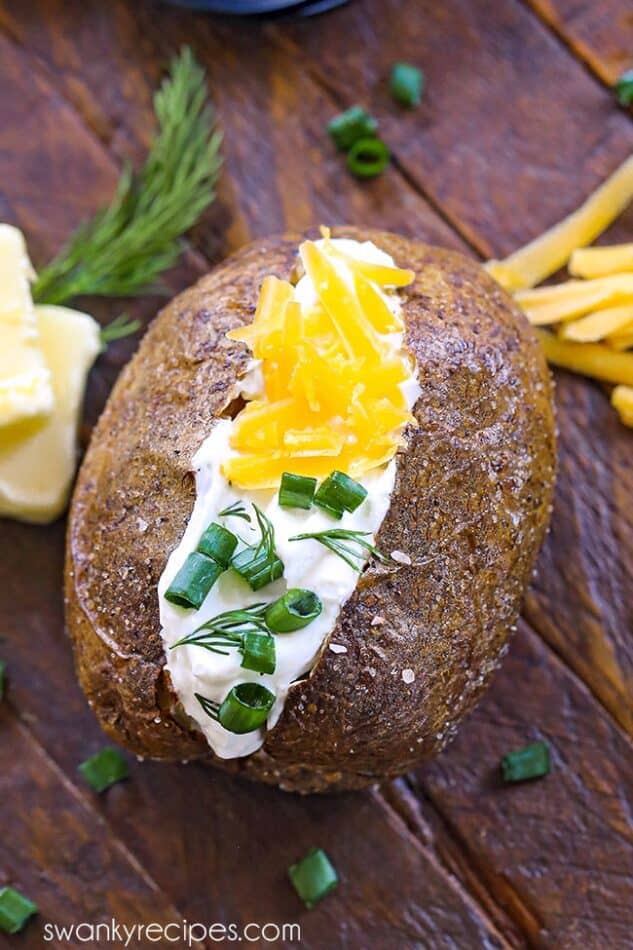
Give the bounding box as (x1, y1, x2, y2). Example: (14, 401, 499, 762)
(0, 0, 632, 945)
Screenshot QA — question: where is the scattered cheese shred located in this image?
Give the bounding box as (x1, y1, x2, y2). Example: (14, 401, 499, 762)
(516, 275, 633, 326)
(559, 305, 633, 342)
(485, 155, 633, 291)
(223, 235, 416, 488)
(536, 331, 633, 386)
(569, 242, 633, 279)
(611, 385, 633, 427)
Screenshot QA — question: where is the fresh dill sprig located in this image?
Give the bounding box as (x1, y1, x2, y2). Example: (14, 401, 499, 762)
(289, 528, 389, 572)
(218, 501, 252, 522)
(33, 47, 222, 306)
(98, 314, 142, 352)
(171, 603, 268, 652)
(252, 504, 277, 565)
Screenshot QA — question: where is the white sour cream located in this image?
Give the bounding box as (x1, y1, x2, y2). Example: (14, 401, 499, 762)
(158, 239, 420, 759)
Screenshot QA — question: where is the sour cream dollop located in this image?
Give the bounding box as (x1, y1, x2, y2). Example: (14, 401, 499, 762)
(158, 239, 420, 759)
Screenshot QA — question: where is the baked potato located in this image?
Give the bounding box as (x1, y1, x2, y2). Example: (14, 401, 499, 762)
(65, 227, 556, 793)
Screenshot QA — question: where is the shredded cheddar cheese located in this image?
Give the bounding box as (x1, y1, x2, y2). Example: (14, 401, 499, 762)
(224, 237, 416, 488)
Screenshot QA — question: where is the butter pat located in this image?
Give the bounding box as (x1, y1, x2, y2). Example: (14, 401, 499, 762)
(0, 305, 100, 523)
(0, 224, 53, 427)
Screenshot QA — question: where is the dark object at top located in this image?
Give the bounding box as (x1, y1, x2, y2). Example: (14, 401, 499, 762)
(164, 0, 349, 16)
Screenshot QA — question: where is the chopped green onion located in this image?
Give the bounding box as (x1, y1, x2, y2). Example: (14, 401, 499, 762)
(346, 137, 390, 179)
(197, 522, 238, 567)
(196, 682, 275, 734)
(240, 632, 276, 674)
(231, 504, 284, 590)
(232, 547, 284, 590)
(78, 747, 129, 793)
(501, 741, 551, 783)
(290, 528, 387, 572)
(288, 848, 339, 909)
(327, 105, 378, 152)
(314, 470, 368, 518)
(0, 887, 38, 934)
(218, 501, 251, 522)
(390, 62, 425, 108)
(279, 472, 317, 510)
(615, 69, 633, 107)
(265, 589, 323, 632)
(0, 660, 5, 701)
(164, 552, 223, 609)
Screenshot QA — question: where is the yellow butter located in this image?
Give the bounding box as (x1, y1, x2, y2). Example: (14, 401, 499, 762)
(0, 305, 100, 523)
(0, 224, 54, 427)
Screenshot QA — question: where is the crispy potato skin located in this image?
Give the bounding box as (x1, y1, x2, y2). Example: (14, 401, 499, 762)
(65, 229, 556, 792)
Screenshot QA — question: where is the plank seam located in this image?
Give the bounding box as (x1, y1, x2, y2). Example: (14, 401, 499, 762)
(372, 784, 517, 949)
(518, 0, 616, 89)
(521, 609, 633, 745)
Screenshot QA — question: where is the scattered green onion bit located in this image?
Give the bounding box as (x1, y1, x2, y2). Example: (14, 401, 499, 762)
(288, 848, 339, 909)
(615, 69, 633, 107)
(197, 522, 238, 567)
(346, 136, 390, 179)
(265, 589, 323, 633)
(327, 105, 378, 152)
(196, 682, 275, 734)
(78, 747, 129, 793)
(501, 741, 550, 783)
(390, 62, 425, 108)
(0, 660, 5, 701)
(164, 552, 223, 609)
(314, 470, 367, 519)
(0, 887, 38, 934)
(279, 472, 317, 510)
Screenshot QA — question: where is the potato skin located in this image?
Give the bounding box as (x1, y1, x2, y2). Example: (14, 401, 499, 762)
(65, 228, 556, 792)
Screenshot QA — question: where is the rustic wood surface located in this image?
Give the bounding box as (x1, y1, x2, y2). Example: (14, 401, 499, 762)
(0, 1, 632, 947)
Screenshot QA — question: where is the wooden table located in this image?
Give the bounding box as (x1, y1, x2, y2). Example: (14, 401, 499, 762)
(1, 1, 632, 947)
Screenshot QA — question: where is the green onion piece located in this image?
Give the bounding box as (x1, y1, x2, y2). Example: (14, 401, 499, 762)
(288, 848, 339, 909)
(218, 683, 275, 734)
(265, 589, 323, 633)
(0, 887, 38, 934)
(501, 741, 551, 783)
(346, 137, 390, 179)
(197, 522, 238, 567)
(615, 69, 633, 107)
(164, 552, 223, 609)
(240, 632, 276, 674)
(231, 547, 284, 591)
(314, 470, 368, 518)
(390, 62, 425, 108)
(0, 660, 5, 701)
(327, 105, 378, 152)
(78, 747, 129, 793)
(279, 472, 317, 510)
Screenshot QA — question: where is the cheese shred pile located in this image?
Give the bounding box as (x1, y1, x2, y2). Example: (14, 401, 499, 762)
(485, 155, 633, 428)
(224, 232, 416, 488)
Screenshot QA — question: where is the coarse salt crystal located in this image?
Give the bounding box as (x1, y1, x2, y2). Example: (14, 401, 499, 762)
(371, 615, 386, 627)
(391, 550, 412, 565)
(137, 517, 148, 533)
(329, 643, 347, 655)
(402, 668, 415, 684)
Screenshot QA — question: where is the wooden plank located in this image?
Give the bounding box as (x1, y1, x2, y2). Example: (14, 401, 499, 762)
(524, 0, 633, 85)
(409, 620, 633, 948)
(0, 21, 510, 948)
(0, 710, 188, 950)
(0, 0, 466, 261)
